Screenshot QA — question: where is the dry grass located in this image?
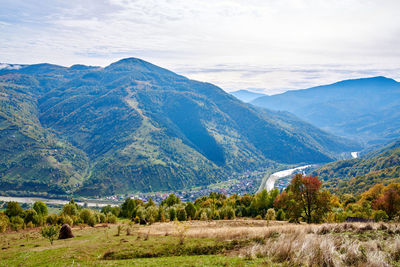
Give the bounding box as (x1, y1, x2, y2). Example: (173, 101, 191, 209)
(137, 220, 400, 266)
(238, 222, 400, 267)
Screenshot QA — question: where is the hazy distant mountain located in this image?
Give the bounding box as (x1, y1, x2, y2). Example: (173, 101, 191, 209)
(251, 77, 400, 146)
(313, 140, 400, 195)
(0, 58, 358, 196)
(230, 89, 267, 102)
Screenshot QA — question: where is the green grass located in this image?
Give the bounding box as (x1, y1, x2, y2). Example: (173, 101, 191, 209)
(0, 224, 266, 267)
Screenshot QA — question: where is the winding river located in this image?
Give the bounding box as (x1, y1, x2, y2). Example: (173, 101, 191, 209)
(264, 165, 312, 191)
(0, 196, 115, 207)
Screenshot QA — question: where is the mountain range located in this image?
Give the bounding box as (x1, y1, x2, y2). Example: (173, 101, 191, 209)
(250, 77, 400, 146)
(0, 58, 358, 196)
(230, 90, 266, 103)
(313, 140, 400, 195)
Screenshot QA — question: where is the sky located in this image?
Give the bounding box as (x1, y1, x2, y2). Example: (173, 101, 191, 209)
(1, 0, 400, 95)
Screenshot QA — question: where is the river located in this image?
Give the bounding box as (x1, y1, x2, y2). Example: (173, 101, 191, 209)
(264, 165, 312, 191)
(0, 196, 117, 207)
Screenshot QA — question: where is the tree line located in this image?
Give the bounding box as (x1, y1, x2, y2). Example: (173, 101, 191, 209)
(1, 174, 400, 232)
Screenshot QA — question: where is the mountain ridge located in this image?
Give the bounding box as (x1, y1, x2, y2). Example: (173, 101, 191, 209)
(251, 76, 400, 145)
(0, 58, 359, 196)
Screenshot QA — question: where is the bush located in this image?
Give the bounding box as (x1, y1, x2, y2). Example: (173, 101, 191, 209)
(200, 211, 208, 221)
(99, 213, 106, 223)
(185, 203, 196, 219)
(33, 201, 48, 217)
(41, 225, 60, 245)
(107, 213, 117, 224)
(80, 209, 96, 226)
(62, 204, 78, 216)
(10, 216, 24, 231)
(46, 214, 59, 225)
(72, 215, 82, 225)
(169, 208, 177, 221)
(58, 215, 73, 226)
(373, 210, 389, 222)
(177, 208, 187, 221)
(0, 214, 10, 232)
(24, 209, 38, 225)
(266, 208, 276, 221)
(145, 206, 159, 224)
(276, 209, 286, 221)
(136, 206, 146, 220)
(5, 202, 23, 218)
(220, 206, 235, 220)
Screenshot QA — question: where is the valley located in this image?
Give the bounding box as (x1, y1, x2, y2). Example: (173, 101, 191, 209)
(0, 58, 358, 198)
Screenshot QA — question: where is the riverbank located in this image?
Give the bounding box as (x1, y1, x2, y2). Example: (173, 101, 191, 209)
(0, 195, 119, 207)
(264, 165, 312, 191)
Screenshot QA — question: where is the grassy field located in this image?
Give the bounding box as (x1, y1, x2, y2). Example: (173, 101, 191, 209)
(1, 220, 400, 266)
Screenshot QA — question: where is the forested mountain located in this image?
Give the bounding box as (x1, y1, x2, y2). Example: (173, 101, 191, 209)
(313, 140, 400, 195)
(230, 89, 266, 102)
(0, 58, 358, 196)
(251, 77, 400, 145)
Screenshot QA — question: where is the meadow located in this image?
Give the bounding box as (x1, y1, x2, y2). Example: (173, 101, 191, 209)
(1, 219, 400, 266)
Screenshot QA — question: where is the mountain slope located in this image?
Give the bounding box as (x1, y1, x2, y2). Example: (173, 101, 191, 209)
(0, 58, 358, 196)
(230, 89, 267, 102)
(313, 140, 400, 195)
(251, 77, 400, 145)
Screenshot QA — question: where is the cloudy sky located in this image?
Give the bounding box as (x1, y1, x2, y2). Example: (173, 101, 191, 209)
(1, 0, 399, 94)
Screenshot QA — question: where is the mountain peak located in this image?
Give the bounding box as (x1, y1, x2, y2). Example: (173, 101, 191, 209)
(105, 57, 179, 77)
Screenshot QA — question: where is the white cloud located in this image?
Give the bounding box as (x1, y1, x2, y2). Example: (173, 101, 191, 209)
(1, 0, 399, 94)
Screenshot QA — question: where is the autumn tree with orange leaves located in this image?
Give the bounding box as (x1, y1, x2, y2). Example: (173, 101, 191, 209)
(275, 174, 332, 223)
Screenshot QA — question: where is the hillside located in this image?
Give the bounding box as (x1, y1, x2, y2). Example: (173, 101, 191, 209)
(230, 89, 266, 102)
(251, 77, 400, 145)
(312, 140, 400, 195)
(0, 58, 358, 196)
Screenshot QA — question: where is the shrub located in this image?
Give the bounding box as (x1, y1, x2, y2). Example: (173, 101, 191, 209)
(41, 225, 60, 245)
(99, 213, 106, 223)
(169, 208, 177, 221)
(62, 204, 78, 217)
(72, 215, 82, 225)
(145, 206, 159, 224)
(0, 214, 10, 232)
(107, 213, 117, 224)
(80, 209, 96, 226)
(276, 209, 286, 221)
(24, 209, 38, 225)
(200, 211, 208, 221)
(373, 210, 389, 222)
(5, 202, 23, 218)
(185, 203, 196, 220)
(157, 207, 166, 222)
(177, 208, 187, 221)
(136, 206, 146, 220)
(116, 225, 122, 236)
(265, 208, 276, 221)
(58, 215, 73, 226)
(10, 216, 24, 231)
(213, 211, 220, 220)
(220, 206, 235, 220)
(174, 221, 189, 245)
(46, 214, 58, 225)
(33, 201, 48, 217)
